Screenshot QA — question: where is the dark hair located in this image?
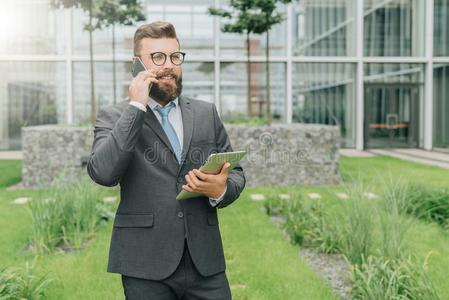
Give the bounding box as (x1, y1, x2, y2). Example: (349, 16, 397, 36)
(133, 21, 180, 55)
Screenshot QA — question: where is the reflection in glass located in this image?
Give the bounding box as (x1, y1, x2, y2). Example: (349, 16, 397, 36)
(433, 64, 449, 150)
(0, 62, 66, 150)
(293, 0, 355, 56)
(434, 0, 449, 56)
(220, 63, 285, 122)
(364, 0, 424, 56)
(292, 63, 356, 147)
(364, 63, 424, 84)
(364, 63, 424, 148)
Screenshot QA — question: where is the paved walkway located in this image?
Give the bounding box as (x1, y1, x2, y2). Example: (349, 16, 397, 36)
(367, 149, 449, 170)
(340, 148, 449, 170)
(339, 149, 376, 157)
(0, 151, 22, 160)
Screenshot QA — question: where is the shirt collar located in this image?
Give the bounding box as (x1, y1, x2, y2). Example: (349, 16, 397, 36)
(148, 97, 179, 110)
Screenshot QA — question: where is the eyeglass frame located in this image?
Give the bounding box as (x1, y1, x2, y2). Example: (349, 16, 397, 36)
(135, 51, 186, 66)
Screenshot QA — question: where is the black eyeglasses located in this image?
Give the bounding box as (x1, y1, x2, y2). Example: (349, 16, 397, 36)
(138, 51, 186, 66)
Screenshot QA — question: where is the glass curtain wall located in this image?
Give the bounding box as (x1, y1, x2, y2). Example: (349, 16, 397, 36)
(1, 0, 449, 150)
(292, 0, 357, 147)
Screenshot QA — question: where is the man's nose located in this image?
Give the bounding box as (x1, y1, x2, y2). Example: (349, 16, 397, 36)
(162, 57, 175, 68)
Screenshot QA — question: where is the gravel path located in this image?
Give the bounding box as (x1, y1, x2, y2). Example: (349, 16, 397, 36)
(263, 207, 352, 299)
(299, 248, 351, 300)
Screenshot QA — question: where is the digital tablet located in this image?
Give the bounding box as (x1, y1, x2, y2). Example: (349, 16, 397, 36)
(176, 151, 246, 201)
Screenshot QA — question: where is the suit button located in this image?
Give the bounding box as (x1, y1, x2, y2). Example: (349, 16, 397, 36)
(177, 211, 184, 218)
(177, 177, 183, 183)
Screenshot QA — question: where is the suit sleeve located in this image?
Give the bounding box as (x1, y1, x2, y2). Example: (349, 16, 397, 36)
(211, 104, 246, 209)
(87, 104, 145, 187)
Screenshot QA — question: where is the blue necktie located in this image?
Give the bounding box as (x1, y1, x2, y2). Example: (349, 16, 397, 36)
(154, 102, 182, 163)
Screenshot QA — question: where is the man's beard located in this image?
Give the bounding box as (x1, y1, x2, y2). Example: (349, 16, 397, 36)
(149, 70, 183, 105)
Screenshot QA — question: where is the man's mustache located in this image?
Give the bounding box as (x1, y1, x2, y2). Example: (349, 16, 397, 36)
(155, 71, 178, 80)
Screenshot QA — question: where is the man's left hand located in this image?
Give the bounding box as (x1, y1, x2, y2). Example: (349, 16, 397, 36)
(182, 162, 230, 199)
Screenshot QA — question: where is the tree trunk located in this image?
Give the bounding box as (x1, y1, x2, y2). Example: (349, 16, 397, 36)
(246, 31, 252, 116)
(266, 29, 272, 125)
(112, 23, 117, 104)
(88, 0, 96, 125)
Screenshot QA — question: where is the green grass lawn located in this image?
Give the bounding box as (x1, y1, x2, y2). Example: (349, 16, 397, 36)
(0, 159, 21, 188)
(0, 160, 336, 300)
(2, 155, 449, 299)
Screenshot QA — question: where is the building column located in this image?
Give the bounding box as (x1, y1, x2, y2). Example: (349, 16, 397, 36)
(424, 0, 434, 150)
(355, 0, 364, 150)
(286, 3, 293, 123)
(213, 0, 221, 116)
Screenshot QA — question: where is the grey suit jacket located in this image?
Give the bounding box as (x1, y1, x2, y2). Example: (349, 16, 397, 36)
(87, 95, 245, 280)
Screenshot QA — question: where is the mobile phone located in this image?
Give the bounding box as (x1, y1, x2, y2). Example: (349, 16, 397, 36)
(131, 56, 153, 93)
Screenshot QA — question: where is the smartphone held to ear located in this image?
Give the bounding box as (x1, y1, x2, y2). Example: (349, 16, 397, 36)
(131, 57, 153, 94)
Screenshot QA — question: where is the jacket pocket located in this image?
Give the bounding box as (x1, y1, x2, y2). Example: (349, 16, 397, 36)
(207, 212, 219, 226)
(114, 213, 154, 228)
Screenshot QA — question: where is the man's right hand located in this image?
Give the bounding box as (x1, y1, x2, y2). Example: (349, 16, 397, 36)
(128, 70, 160, 107)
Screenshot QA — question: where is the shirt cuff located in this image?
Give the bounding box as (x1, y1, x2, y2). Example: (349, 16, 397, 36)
(209, 186, 227, 207)
(129, 101, 147, 112)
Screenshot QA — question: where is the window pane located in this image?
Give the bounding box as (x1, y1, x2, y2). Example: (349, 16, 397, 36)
(219, 1, 287, 57)
(433, 64, 449, 150)
(220, 62, 286, 122)
(434, 0, 449, 56)
(181, 62, 214, 103)
(364, 63, 424, 149)
(72, 0, 215, 57)
(293, 0, 356, 56)
(72, 8, 133, 56)
(292, 63, 356, 147)
(364, 0, 425, 56)
(0, 0, 66, 55)
(0, 62, 66, 150)
(73, 62, 132, 125)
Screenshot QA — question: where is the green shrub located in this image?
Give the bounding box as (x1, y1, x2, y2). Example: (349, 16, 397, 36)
(351, 256, 440, 300)
(0, 261, 53, 300)
(264, 193, 288, 216)
(338, 184, 375, 265)
(377, 180, 413, 260)
(403, 185, 449, 229)
(28, 177, 115, 254)
(280, 196, 341, 254)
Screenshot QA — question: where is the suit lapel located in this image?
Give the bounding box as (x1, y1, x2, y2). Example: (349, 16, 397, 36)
(179, 95, 194, 166)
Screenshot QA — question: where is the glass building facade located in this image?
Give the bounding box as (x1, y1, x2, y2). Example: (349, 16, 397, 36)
(0, 0, 448, 151)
